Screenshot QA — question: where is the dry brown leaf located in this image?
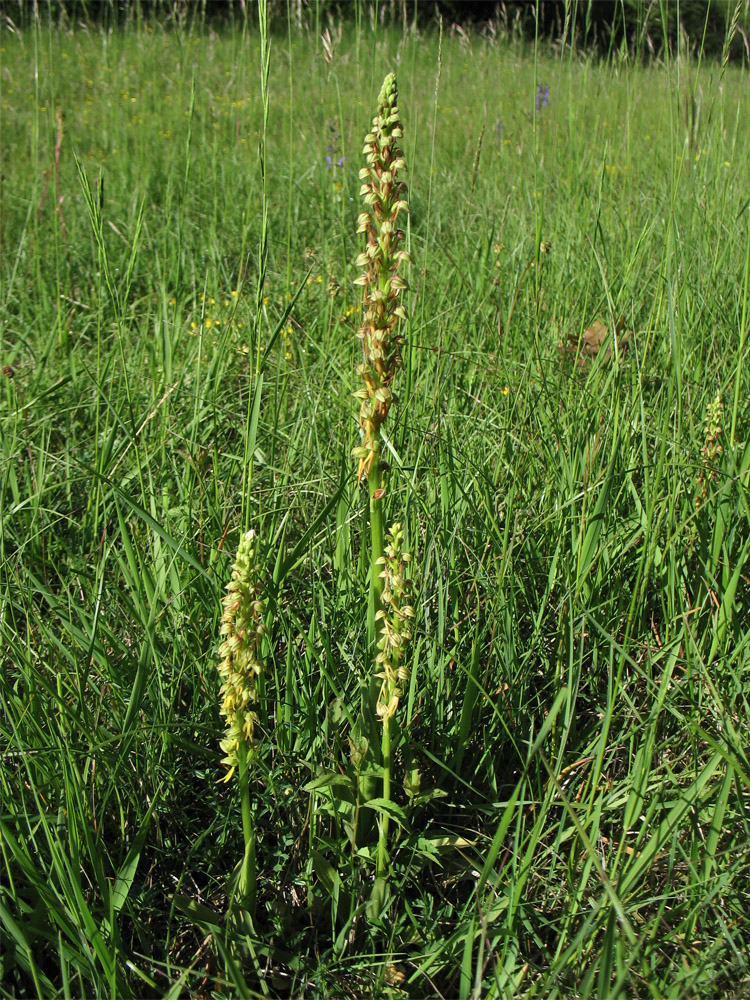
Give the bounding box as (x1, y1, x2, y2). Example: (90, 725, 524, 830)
(559, 315, 633, 366)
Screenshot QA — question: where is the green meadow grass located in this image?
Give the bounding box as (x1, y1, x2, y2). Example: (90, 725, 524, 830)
(2, 7, 750, 997)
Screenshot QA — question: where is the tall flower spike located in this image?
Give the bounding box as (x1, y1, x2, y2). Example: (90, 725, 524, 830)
(352, 73, 411, 483)
(216, 530, 266, 782)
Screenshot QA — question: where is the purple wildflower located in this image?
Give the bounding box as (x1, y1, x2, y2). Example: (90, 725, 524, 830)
(325, 118, 344, 169)
(535, 84, 549, 114)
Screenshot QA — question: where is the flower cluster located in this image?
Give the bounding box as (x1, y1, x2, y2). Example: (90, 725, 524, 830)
(352, 73, 411, 482)
(216, 530, 266, 781)
(536, 84, 550, 114)
(374, 522, 415, 722)
(189, 290, 244, 345)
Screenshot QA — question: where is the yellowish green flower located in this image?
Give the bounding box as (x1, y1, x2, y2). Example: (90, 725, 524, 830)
(216, 530, 266, 781)
(353, 72, 411, 483)
(374, 522, 414, 721)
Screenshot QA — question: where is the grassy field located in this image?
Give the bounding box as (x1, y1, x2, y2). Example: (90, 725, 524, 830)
(2, 4, 750, 997)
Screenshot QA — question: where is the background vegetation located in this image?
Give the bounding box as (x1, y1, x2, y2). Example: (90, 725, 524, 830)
(7, 0, 750, 62)
(2, 2, 750, 996)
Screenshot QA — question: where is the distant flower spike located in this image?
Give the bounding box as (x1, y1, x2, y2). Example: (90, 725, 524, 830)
(695, 393, 724, 511)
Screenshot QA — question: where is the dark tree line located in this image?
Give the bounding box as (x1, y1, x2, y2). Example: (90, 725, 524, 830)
(4, 0, 749, 62)
(443, 1, 748, 60)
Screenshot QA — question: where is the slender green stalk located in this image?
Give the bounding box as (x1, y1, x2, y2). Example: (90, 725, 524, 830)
(379, 722, 392, 877)
(236, 742, 257, 915)
(730, 214, 750, 448)
(242, 0, 271, 526)
(367, 439, 385, 634)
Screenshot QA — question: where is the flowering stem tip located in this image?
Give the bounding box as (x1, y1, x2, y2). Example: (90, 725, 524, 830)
(352, 72, 411, 486)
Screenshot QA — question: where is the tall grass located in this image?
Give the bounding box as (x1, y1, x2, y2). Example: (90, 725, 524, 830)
(2, 5, 750, 997)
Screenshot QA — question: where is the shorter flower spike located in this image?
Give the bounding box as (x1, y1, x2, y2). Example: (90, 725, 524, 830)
(216, 530, 266, 781)
(374, 522, 414, 722)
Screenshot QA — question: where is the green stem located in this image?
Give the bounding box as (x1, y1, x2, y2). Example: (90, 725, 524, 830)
(237, 741, 257, 916)
(377, 710, 392, 880)
(368, 437, 385, 634)
(730, 211, 750, 449)
(366, 436, 385, 742)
